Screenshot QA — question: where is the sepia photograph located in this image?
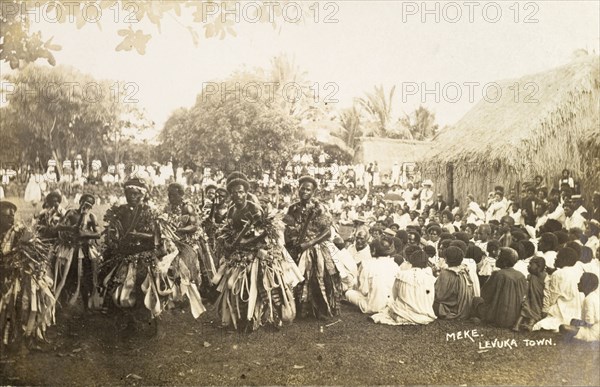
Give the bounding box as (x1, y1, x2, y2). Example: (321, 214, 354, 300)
(0, 0, 599, 385)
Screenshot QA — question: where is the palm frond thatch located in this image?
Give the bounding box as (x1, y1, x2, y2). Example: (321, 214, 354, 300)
(421, 55, 600, 202)
(355, 137, 432, 171)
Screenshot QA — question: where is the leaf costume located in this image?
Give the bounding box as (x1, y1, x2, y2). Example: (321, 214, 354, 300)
(284, 199, 342, 319)
(0, 224, 55, 348)
(100, 202, 206, 319)
(213, 202, 303, 331)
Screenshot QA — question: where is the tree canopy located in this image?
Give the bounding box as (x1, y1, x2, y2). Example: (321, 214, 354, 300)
(1, 0, 307, 69)
(2, 64, 150, 169)
(158, 86, 302, 177)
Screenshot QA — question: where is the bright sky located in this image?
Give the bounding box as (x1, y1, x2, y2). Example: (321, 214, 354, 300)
(2, 0, 599, 138)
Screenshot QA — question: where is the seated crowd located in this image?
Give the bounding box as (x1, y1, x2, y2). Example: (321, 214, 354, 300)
(332, 181, 599, 343)
(5, 156, 600, 343)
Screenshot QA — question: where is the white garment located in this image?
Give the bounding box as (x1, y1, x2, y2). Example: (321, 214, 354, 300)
(510, 209, 524, 226)
(463, 258, 481, 297)
(574, 290, 600, 342)
(478, 256, 497, 276)
(486, 199, 508, 222)
(565, 213, 586, 231)
(419, 189, 434, 211)
(347, 244, 372, 266)
(547, 205, 566, 225)
(585, 236, 599, 259)
(391, 164, 401, 184)
(533, 265, 584, 332)
(334, 248, 359, 292)
(574, 205, 587, 218)
(394, 213, 411, 230)
(467, 201, 485, 225)
(542, 251, 558, 270)
(371, 268, 437, 325)
(578, 260, 600, 278)
(513, 258, 531, 278)
(535, 215, 549, 232)
(475, 240, 489, 253)
(24, 174, 44, 204)
(345, 256, 400, 314)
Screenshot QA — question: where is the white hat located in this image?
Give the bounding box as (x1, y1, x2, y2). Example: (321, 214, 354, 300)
(422, 179, 433, 187)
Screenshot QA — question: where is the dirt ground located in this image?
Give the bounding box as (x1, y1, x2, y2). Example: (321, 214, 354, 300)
(1, 197, 599, 386)
(1, 303, 599, 386)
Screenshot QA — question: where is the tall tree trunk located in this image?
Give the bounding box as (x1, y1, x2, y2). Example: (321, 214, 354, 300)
(86, 148, 91, 175)
(47, 117, 63, 176)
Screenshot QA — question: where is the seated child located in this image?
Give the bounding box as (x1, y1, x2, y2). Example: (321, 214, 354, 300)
(513, 256, 547, 331)
(478, 239, 500, 286)
(559, 273, 599, 342)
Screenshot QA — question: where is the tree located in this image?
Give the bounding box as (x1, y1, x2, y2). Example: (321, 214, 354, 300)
(404, 105, 439, 140)
(335, 105, 362, 151)
(100, 104, 155, 167)
(229, 53, 317, 120)
(3, 64, 148, 170)
(158, 85, 302, 177)
(1, 1, 308, 69)
(157, 107, 191, 162)
(267, 54, 314, 117)
(355, 85, 396, 136)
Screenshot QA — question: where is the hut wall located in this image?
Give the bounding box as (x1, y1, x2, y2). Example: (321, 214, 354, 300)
(421, 161, 521, 209)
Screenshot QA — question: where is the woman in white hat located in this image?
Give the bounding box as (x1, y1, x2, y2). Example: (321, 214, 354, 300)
(419, 180, 434, 212)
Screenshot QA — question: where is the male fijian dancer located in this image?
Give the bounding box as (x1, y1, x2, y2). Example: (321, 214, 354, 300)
(201, 184, 229, 251)
(101, 178, 207, 338)
(35, 191, 66, 240)
(53, 194, 101, 315)
(212, 177, 302, 331)
(284, 176, 342, 320)
(165, 183, 215, 306)
(0, 201, 55, 355)
(202, 184, 218, 220)
(101, 178, 162, 336)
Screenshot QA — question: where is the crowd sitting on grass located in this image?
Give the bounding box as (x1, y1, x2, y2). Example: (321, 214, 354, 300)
(1, 159, 599, 355)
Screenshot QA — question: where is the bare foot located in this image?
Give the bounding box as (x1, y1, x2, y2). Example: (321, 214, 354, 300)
(150, 319, 166, 341)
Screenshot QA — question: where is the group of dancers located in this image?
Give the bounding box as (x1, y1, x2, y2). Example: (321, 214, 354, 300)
(0, 173, 343, 352)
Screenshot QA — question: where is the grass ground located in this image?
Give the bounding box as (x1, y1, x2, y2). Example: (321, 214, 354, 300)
(1, 196, 599, 386)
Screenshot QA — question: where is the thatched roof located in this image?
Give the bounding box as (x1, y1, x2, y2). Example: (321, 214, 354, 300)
(423, 55, 600, 201)
(354, 137, 432, 172)
(301, 119, 355, 156)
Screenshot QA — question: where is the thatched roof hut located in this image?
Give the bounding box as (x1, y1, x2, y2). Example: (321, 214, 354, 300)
(422, 55, 600, 204)
(354, 137, 432, 172)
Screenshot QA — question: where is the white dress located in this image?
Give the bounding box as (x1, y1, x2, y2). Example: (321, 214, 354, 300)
(574, 290, 600, 342)
(371, 267, 437, 325)
(24, 174, 44, 204)
(333, 248, 358, 292)
(533, 265, 584, 331)
(463, 258, 481, 297)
